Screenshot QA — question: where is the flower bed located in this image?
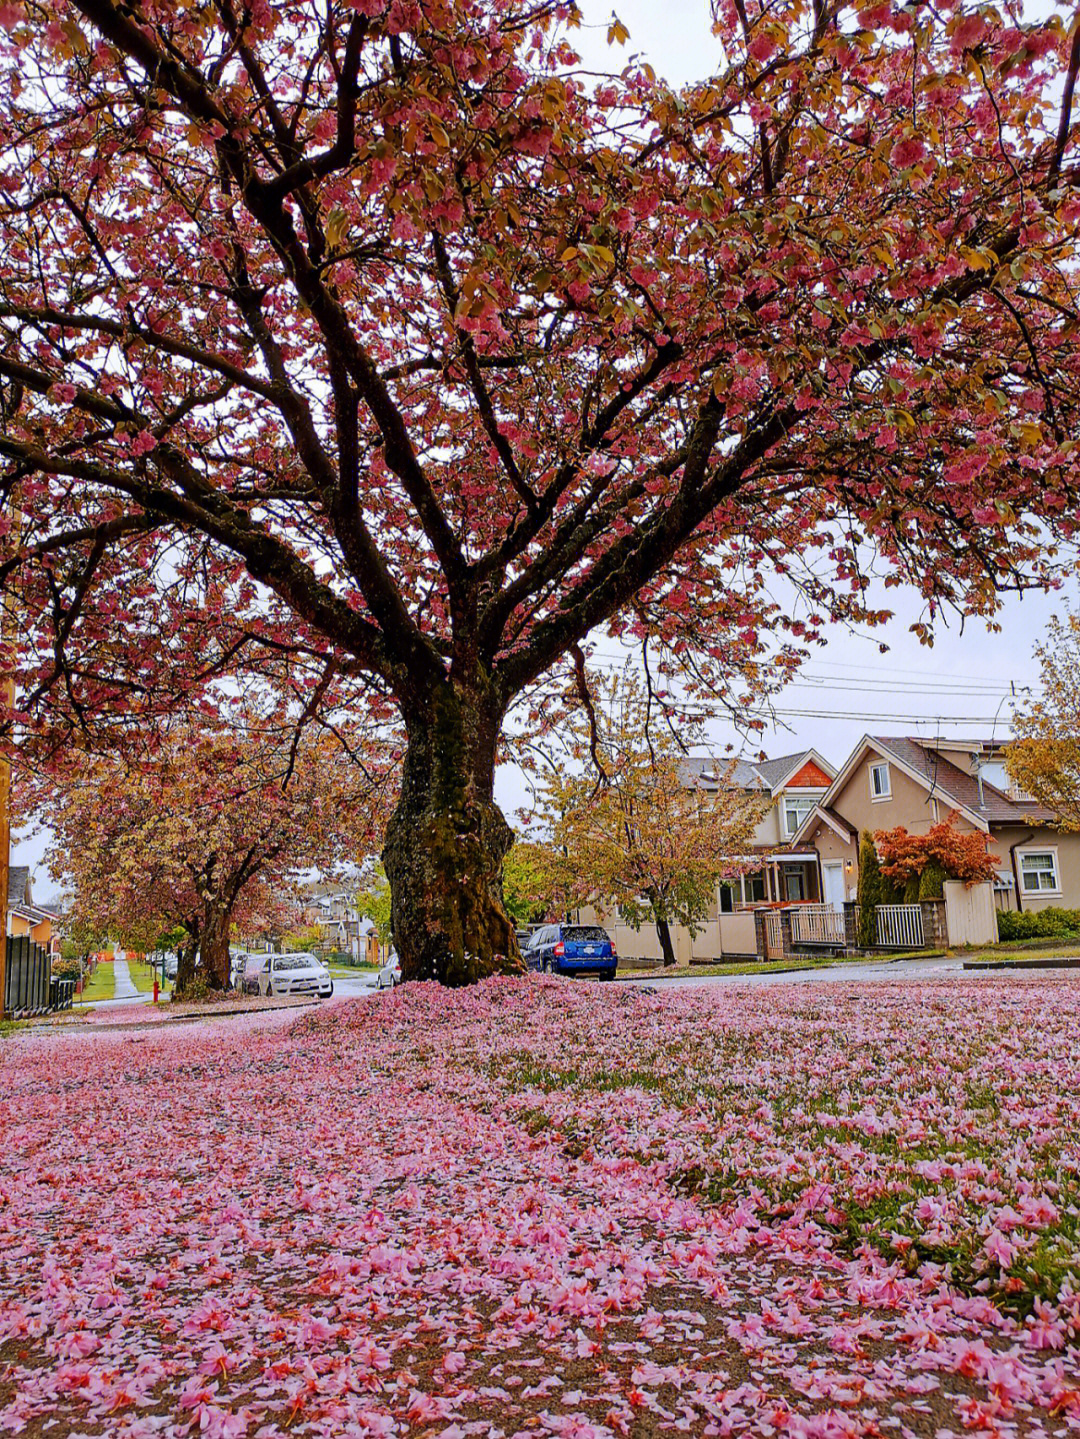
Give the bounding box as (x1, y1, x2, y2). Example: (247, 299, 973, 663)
(1, 977, 1079, 1437)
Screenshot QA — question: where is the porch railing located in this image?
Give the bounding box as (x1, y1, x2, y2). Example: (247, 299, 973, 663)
(790, 904, 845, 945)
(875, 903, 924, 949)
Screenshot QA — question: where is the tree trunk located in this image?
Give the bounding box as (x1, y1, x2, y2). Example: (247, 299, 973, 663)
(199, 904, 231, 990)
(173, 926, 199, 998)
(656, 915, 677, 968)
(382, 681, 522, 986)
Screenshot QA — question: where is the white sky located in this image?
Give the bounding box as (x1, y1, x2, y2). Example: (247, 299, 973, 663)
(17, 0, 1077, 890)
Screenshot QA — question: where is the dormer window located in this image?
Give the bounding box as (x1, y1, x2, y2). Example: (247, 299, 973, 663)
(869, 761, 891, 800)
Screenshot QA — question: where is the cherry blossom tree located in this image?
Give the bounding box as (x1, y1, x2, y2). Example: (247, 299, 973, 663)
(37, 713, 391, 993)
(1, 0, 1079, 983)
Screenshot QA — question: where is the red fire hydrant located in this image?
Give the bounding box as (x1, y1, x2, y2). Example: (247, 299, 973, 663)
(153, 975, 159, 1004)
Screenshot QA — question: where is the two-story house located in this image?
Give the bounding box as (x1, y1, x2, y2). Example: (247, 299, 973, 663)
(680, 749, 837, 908)
(793, 735, 1080, 912)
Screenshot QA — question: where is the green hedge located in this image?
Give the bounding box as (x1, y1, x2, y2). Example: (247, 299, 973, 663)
(996, 906, 1080, 941)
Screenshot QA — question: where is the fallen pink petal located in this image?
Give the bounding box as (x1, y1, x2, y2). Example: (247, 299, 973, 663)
(2, 977, 1079, 1437)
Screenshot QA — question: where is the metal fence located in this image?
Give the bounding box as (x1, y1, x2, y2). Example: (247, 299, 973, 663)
(875, 904, 924, 949)
(790, 904, 846, 946)
(3, 935, 51, 1017)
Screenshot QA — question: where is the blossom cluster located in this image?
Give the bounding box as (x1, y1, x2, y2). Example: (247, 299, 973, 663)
(1, 977, 1079, 1438)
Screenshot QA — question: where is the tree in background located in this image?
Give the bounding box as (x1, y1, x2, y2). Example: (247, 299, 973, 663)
(37, 712, 391, 994)
(355, 866, 394, 951)
(502, 841, 560, 927)
(1008, 614, 1080, 828)
(1, 0, 1079, 984)
(534, 673, 766, 966)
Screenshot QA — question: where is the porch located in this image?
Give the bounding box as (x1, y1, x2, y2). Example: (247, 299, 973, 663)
(726, 853, 821, 909)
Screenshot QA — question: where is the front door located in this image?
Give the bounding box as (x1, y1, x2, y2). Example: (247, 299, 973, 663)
(784, 869, 805, 902)
(822, 861, 845, 910)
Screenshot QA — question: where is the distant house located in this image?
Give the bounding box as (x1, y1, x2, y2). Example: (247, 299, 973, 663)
(587, 748, 839, 963)
(681, 749, 837, 906)
(793, 736, 1080, 912)
(7, 866, 59, 951)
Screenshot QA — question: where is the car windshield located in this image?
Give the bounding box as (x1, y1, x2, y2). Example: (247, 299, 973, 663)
(275, 955, 317, 971)
(565, 926, 608, 942)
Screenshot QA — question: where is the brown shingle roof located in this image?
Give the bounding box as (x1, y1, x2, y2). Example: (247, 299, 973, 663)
(870, 737, 1056, 826)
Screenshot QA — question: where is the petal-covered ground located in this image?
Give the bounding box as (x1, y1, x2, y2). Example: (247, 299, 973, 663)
(2, 977, 1080, 1439)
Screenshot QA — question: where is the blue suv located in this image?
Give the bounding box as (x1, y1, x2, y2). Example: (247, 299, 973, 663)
(525, 923, 617, 980)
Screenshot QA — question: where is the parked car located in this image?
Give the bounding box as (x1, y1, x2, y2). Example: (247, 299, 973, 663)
(162, 952, 178, 981)
(375, 951, 402, 989)
(241, 953, 266, 995)
(259, 952, 333, 999)
(228, 951, 247, 988)
(525, 924, 617, 980)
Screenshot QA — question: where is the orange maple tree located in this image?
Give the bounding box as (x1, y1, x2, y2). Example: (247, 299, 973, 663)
(875, 817, 999, 888)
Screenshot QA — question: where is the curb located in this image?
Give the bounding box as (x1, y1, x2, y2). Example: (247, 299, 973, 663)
(963, 958, 1080, 971)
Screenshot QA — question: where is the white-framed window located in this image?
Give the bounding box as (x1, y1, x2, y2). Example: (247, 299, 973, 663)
(783, 795, 816, 838)
(1019, 850, 1060, 895)
(869, 761, 891, 800)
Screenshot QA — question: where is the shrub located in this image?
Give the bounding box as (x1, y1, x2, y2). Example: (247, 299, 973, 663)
(918, 858, 947, 900)
(996, 906, 1080, 941)
(52, 955, 81, 982)
(856, 831, 884, 947)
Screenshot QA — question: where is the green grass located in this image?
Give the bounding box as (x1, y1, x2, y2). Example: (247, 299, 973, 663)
(616, 953, 934, 980)
(128, 959, 172, 995)
(327, 961, 380, 976)
(79, 963, 115, 1003)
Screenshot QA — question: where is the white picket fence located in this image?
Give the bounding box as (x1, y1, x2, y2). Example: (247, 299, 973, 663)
(790, 904, 845, 946)
(875, 903, 924, 949)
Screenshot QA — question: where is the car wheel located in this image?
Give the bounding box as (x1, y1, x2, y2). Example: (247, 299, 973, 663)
(542, 956, 551, 974)
(599, 971, 614, 983)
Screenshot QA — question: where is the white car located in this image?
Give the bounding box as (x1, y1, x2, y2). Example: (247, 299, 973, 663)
(375, 951, 401, 989)
(259, 953, 333, 999)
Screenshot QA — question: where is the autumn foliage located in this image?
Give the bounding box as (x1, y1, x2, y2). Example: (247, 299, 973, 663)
(875, 817, 999, 889)
(1008, 612, 1080, 829)
(1, 0, 1079, 980)
(532, 672, 766, 965)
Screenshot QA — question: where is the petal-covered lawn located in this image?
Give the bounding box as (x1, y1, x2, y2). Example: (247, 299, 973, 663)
(2, 978, 1080, 1439)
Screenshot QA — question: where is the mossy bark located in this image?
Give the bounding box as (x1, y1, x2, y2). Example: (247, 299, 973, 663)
(199, 904, 231, 990)
(382, 680, 523, 986)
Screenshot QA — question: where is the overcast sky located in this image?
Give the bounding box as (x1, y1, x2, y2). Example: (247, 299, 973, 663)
(18, 0, 1077, 891)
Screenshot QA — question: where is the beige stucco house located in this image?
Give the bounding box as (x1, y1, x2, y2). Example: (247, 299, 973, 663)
(794, 736, 1080, 913)
(591, 748, 839, 962)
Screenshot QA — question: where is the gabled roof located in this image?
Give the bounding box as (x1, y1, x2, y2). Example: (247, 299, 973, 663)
(792, 734, 1054, 845)
(680, 749, 836, 796)
(870, 737, 1055, 826)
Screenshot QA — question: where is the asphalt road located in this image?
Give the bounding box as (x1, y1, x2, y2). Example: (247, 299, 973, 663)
(621, 956, 1074, 989)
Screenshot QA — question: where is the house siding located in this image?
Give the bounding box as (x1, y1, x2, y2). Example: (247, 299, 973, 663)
(992, 826, 1080, 913)
(821, 755, 962, 845)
